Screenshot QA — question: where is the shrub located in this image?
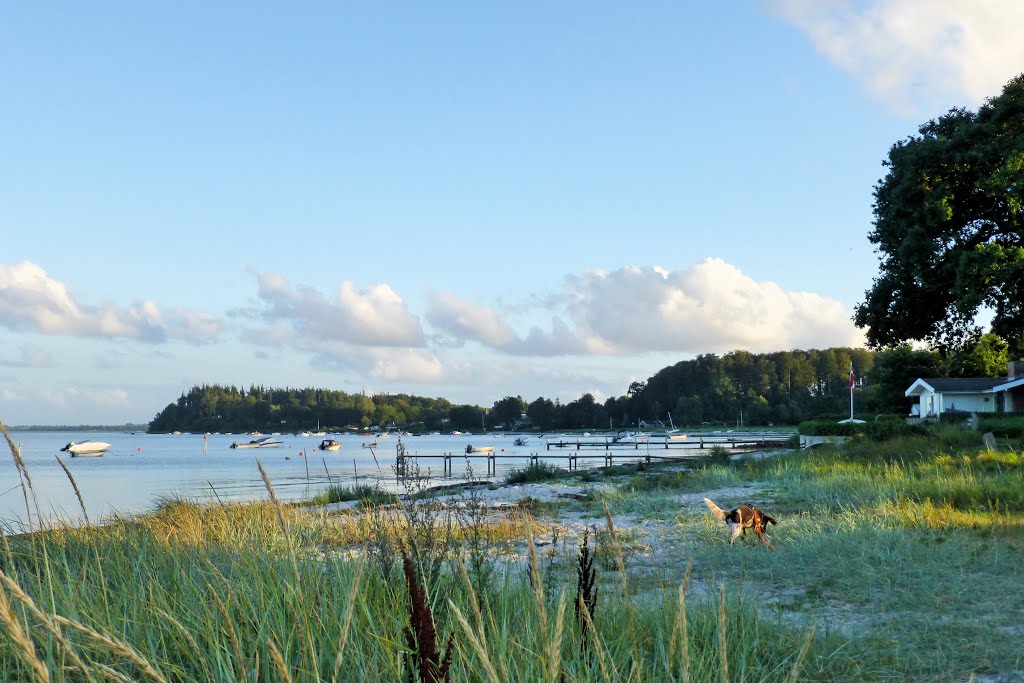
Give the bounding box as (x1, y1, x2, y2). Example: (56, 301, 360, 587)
(978, 415, 1024, 439)
(503, 461, 566, 484)
(797, 419, 867, 436)
(307, 483, 396, 506)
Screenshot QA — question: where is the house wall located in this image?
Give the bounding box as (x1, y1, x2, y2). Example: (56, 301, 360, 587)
(943, 393, 998, 414)
(914, 391, 998, 416)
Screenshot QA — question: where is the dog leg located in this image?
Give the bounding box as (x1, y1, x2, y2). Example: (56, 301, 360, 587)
(755, 526, 776, 550)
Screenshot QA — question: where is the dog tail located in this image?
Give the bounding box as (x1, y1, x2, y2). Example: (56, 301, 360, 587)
(703, 498, 727, 522)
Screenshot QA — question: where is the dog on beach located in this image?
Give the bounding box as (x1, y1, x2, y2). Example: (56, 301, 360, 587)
(703, 498, 778, 549)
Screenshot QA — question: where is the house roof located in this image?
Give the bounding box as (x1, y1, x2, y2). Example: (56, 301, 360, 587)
(905, 376, 1024, 397)
(921, 378, 1007, 392)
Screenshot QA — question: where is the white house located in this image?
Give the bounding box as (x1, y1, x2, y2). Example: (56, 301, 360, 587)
(905, 361, 1024, 417)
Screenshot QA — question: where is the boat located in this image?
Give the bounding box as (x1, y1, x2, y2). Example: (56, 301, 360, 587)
(318, 439, 342, 451)
(362, 441, 378, 449)
(230, 436, 284, 449)
(60, 441, 111, 458)
(513, 437, 528, 446)
(465, 445, 495, 454)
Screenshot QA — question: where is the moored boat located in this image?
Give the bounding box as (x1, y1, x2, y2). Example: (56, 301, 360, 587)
(465, 445, 495, 454)
(318, 439, 342, 451)
(60, 441, 111, 457)
(513, 437, 528, 446)
(230, 436, 284, 449)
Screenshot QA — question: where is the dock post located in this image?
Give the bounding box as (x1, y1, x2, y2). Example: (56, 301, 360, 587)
(700, 437, 704, 449)
(530, 454, 538, 466)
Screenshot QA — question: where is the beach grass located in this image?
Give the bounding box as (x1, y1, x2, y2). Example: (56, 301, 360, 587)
(2, 417, 1023, 680)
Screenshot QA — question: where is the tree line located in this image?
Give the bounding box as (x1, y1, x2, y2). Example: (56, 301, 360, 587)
(145, 346, 909, 433)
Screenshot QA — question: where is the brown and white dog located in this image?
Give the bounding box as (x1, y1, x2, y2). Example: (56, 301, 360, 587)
(703, 498, 778, 549)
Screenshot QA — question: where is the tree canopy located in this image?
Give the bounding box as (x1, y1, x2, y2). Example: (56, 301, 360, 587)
(855, 74, 1024, 355)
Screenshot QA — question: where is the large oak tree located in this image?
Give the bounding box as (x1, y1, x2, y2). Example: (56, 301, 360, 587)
(855, 75, 1024, 354)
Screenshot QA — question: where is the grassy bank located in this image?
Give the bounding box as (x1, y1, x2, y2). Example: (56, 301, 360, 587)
(2, 420, 1022, 680)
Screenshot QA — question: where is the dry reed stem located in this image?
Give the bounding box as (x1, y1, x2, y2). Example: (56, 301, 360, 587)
(718, 583, 729, 683)
(267, 637, 296, 683)
(0, 578, 50, 683)
(257, 459, 321, 682)
(331, 557, 365, 683)
(94, 662, 136, 682)
(0, 419, 32, 489)
(577, 591, 613, 682)
(602, 502, 639, 664)
(785, 625, 815, 683)
(526, 531, 553, 680)
(669, 561, 692, 683)
(154, 607, 216, 683)
(209, 583, 245, 681)
(448, 602, 501, 683)
(51, 613, 168, 683)
(56, 454, 90, 525)
(548, 592, 567, 683)
(0, 568, 94, 682)
(456, 562, 489, 649)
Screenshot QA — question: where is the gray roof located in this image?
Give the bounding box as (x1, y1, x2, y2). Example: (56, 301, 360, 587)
(921, 378, 1006, 392)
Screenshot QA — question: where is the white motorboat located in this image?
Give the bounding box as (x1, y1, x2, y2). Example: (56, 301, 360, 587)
(60, 441, 111, 458)
(465, 445, 495, 454)
(230, 436, 284, 449)
(318, 438, 342, 451)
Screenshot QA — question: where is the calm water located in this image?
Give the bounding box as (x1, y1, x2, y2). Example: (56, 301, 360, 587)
(1, 429, 783, 529)
(0, 431, 558, 528)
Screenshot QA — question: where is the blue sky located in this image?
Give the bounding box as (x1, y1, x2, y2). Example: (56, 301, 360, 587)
(2, 1, 1022, 425)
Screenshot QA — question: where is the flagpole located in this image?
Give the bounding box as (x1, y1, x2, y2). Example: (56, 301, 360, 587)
(849, 360, 855, 421)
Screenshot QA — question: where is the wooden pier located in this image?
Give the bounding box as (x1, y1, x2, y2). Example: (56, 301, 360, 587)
(393, 432, 794, 478)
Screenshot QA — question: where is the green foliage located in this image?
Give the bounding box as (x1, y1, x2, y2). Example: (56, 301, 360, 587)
(798, 420, 867, 436)
(306, 484, 397, 506)
(503, 461, 567, 484)
(947, 333, 1010, 378)
(855, 74, 1024, 354)
(865, 345, 944, 413)
(978, 414, 1024, 438)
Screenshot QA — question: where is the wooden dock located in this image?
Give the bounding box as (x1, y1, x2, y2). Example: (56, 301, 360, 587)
(394, 432, 794, 477)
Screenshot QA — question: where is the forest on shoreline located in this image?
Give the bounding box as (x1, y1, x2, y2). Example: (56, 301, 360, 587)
(148, 347, 879, 433)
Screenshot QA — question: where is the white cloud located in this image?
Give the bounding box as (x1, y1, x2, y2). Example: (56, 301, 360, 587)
(566, 260, 864, 353)
(252, 270, 425, 347)
(0, 343, 55, 368)
(0, 261, 223, 343)
(769, 0, 1024, 114)
(424, 260, 863, 357)
(426, 293, 589, 356)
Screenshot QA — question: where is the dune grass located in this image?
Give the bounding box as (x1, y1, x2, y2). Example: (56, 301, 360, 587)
(2, 417, 1022, 680)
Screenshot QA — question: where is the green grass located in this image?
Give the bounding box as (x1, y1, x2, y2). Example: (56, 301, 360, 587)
(3, 419, 1022, 681)
(503, 461, 567, 484)
(304, 483, 397, 506)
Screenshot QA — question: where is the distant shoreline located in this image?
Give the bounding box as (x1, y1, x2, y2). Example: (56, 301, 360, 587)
(6, 424, 149, 433)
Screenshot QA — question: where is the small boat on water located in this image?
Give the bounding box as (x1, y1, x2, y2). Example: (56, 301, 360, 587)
(362, 441, 378, 449)
(465, 445, 495, 454)
(60, 441, 111, 458)
(318, 439, 342, 451)
(230, 436, 284, 449)
(513, 437, 528, 446)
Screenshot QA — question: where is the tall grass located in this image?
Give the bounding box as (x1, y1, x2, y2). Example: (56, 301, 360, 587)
(14, 419, 1021, 680)
(0, 417, 854, 682)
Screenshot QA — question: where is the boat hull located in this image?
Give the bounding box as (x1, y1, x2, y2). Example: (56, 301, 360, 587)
(61, 441, 111, 457)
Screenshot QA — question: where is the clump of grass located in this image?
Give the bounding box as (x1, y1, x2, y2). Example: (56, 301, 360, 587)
(306, 483, 397, 507)
(503, 461, 566, 484)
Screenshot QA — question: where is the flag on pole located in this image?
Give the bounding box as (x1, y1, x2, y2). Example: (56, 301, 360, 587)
(849, 360, 855, 389)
